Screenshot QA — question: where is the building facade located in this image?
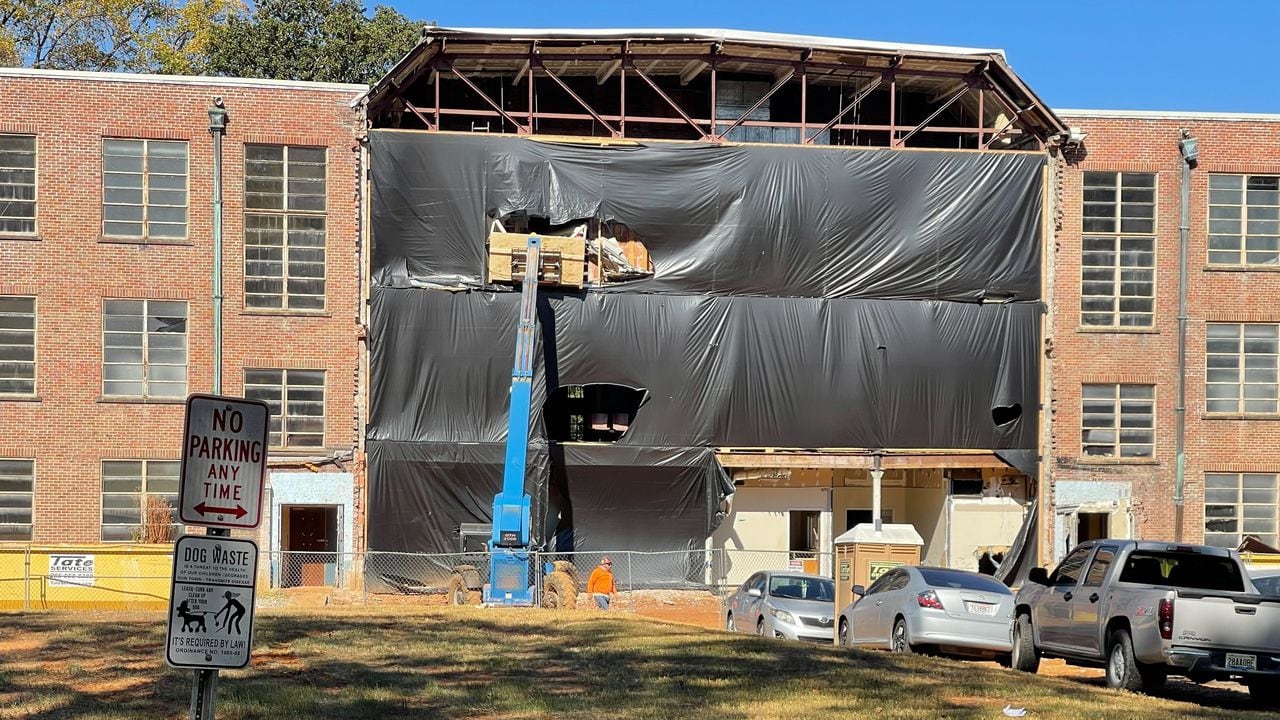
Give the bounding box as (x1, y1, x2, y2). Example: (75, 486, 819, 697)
(1049, 110, 1280, 561)
(0, 69, 365, 579)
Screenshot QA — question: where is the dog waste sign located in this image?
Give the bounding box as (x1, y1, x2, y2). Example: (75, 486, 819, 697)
(179, 394, 269, 529)
(166, 535, 258, 669)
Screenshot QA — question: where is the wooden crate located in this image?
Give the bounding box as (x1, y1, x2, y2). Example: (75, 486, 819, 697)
(488, 232, 586, 288)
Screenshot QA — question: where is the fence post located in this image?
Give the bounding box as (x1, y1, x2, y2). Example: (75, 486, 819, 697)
(626, 552, 634, 612)
(22, 544, 31, 611)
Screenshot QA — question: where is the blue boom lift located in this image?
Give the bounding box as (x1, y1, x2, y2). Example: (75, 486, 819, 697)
(483, 233, 547, 606)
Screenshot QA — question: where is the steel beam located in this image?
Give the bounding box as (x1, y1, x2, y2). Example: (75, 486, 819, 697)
(537, 60, 621, 137)
(626, 60, 708, 139)
(715, 68, 794, 141)
(404, 101, 437, 131)
(895, 81, 971, 146)
(443, 58, 528, 134)
(804, 74, 883, 144)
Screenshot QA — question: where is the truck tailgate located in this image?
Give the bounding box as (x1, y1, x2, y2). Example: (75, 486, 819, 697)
(1173, 592, 1280, 652)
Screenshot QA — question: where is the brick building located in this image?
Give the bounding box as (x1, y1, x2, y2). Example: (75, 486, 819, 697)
(0, 68, 366, 578)
(1048, 109, 1280, 561)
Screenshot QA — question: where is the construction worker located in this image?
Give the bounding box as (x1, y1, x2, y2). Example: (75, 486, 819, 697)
(587, 556, 617, 609)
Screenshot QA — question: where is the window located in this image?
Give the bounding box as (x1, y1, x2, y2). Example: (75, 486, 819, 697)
(917, 568, 1012, 594)
(1117, 550, 1245, 592)
(0, 459, 33, 540)
(102, 139, 188, 239)
(1205, 472, 1278, 549)
(1081, 384, 1155, 458)
(1081, 172, 1155, 327)
(0, 296, 35, 395)
(1207, 323, 1279, 414)
(103, 300, 188, 399)
(0, 134, 36, 235)
(1209, 175, 1280, 266)
(244, 145, 326, 310)
(101, 460, 180, 541)
(544, 383, 646, 442)
(243, 369, 325, 447)
(1049, 546, 1092, 585)
(1082, 546, 1117, 586)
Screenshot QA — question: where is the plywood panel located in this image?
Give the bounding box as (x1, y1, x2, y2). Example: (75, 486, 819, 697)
(488, 232, 586, 287)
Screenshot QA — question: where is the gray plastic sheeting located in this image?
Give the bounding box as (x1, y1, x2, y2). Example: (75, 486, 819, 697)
(370, 132, 1044, 301)
(366, 131, 1045, 555)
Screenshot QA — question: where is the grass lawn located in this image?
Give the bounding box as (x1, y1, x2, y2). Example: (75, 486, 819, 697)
(0, 607, 1272, 719)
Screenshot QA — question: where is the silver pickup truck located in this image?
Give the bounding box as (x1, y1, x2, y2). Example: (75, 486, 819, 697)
(1012, 540, 1280, 705)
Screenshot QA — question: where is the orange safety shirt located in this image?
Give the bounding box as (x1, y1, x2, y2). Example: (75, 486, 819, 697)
(587, 566, 616, 594)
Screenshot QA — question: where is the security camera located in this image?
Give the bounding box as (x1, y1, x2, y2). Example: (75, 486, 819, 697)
(213, 96, 226, 108)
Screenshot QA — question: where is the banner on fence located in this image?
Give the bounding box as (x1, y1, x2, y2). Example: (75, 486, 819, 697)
(48, 554, 95, 587)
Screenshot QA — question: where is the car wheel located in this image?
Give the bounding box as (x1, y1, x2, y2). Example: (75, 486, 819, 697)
(756, 617, 766, 637)
(1105, 629, 1144, 691)
(726, 611, 735, 632)
(838, 618, 850, 647)
(1011, 613, 1040, 673)
(891, 618, 914, 654)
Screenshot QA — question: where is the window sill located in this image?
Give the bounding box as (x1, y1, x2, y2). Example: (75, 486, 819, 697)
(1202, 413, 1280, 421)
(1203, 265, 1280, 273)
(1076, 326, 1160, 334)
(0, 394, 41, 403)
(99, 237, 194, 247)
(0, 234, 41, 242)
(97, 396, 186, 405)
(1075, 457, 1160, 466)
(240, 310, 331, 318)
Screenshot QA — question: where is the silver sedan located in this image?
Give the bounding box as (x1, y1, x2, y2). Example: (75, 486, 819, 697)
(837, 566, 1014, 661)
(724, 571, 836, 643)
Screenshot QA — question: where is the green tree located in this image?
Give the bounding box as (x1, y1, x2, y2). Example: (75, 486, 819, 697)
(0, 0, 240, 73)
(205, 0, 422, 84)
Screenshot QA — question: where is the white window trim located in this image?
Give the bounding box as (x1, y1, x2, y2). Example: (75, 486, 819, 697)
(100, 459, 181, 542)
(243, 368, 326, 448)
(1081, 383, 1156, 459)
(102, 299, 189, 399)
(1080, 171, 1158, 329)
(1204, 471, 1278, 548)
(243, 144, 328, 311)
(0, 458, 34, 541)
(1205, 322, 1280, 415)
(0, 295, 36, 397)
(101, 138, 190, 240)
(1207, 173, 1280, 268)
(0, 133, 38, 236)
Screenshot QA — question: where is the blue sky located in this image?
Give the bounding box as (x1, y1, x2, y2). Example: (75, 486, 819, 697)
(394, 0, 1280, 113)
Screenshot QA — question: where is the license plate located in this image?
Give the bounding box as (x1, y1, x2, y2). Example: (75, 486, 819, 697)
(1225, 653, 1257, 671)
(965, 601, 998, 616)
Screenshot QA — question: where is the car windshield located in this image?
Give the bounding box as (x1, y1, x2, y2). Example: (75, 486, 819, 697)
(917, 568, 1012, 594)
(1117, 551, 1245, 592)
(768, 576, 835, 601)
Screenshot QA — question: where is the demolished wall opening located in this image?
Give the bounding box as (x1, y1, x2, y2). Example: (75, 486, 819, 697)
(490, 213, 654, 287)
(544, 383, 647, 443)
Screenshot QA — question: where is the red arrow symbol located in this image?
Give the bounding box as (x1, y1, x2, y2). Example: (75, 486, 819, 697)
(194, 502, 247, 519)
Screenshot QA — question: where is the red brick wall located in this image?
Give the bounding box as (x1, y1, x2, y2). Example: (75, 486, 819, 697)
(1052, 113, 1280, 550)
(0, 71, 365, 544)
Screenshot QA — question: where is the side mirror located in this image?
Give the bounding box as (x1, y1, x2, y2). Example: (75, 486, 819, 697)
(747, 588, 762, 598)
(851, 584, 865, 597)
(1027, 567, 1050, 586)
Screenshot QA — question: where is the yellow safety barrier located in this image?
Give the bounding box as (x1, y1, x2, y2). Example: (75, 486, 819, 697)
(0, 544, 173, 611)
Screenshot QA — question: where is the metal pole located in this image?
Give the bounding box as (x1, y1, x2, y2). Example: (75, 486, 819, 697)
(1175, 130, 1197, 542)
(871, 452, 884, 533)
(208, 99, 228, 396)
(193, 98, 229, 720)
(23, 544, 30, 611)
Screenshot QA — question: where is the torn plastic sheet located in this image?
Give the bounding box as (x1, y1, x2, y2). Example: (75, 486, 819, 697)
(366, 440, 731, 556)
(369, 131, 1045, 301)
(994, 499, 1038, 588)
(367, 287, 1041, 452)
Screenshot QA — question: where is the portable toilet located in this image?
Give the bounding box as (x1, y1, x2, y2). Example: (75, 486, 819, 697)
(833, 523, 924, 607)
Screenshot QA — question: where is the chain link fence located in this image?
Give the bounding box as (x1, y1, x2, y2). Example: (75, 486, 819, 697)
(0, 544, 833, 612)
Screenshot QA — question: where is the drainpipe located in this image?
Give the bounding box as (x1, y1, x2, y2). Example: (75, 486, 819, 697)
(208, 98, 228, 396)
(1175, 130, 1198, 542)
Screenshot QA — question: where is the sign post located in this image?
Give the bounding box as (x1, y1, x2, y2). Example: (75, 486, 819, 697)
(169, 393, 268, 720)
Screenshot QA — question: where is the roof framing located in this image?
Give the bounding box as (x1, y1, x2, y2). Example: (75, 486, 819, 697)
(365, 27, 1066, 148)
